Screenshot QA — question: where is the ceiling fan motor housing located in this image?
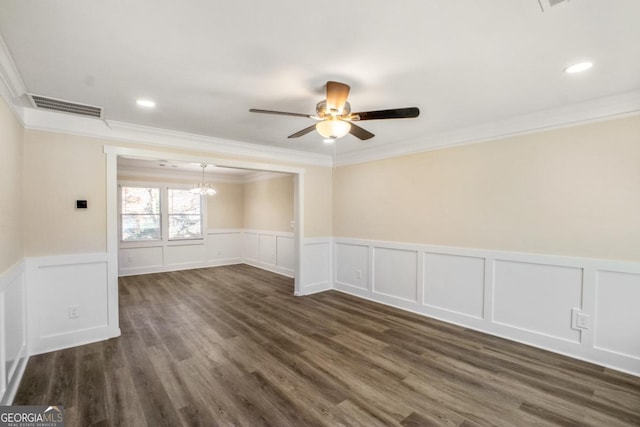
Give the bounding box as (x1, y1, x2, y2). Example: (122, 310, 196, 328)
(316, 100, 351, 118)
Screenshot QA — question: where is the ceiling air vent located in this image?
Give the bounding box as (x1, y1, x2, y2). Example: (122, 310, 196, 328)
(28, 94, 103, 119)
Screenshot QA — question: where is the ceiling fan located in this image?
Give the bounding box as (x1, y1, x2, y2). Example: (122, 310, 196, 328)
(249, 81, 419, 142)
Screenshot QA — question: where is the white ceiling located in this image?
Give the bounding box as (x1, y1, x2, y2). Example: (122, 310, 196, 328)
(1, 0, 640, 159)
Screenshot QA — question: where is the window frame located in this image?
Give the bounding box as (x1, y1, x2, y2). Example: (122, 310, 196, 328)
(118, 181, 207, 246)
(166, 187, 205, 241)
(119, 184, 163, 243)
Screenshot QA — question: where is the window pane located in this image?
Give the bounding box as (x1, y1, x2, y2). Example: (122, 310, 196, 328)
(169, 215, 202, 239)
(122, 214, 161, 240)
(168, 189, 201, 215)
(168, 189, 202, 239)
(121, 186, 161, 241)
(122, 187, 160, 214)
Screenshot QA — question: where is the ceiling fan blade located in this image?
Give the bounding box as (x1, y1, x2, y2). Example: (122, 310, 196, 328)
(326, 81, 351, 113)
(249, 108, 312, 118)
(351, 107, 420, 121)
(288, 124, 317, 138)
(348, 123, 375, 140)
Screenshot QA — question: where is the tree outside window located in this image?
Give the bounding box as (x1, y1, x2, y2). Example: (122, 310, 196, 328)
(168, 189, 202, 239)
(121, 187, 161, 241)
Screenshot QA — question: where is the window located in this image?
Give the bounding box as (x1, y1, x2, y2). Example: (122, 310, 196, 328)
(121, 186, 161, 241)
(168, 189, 203, 240)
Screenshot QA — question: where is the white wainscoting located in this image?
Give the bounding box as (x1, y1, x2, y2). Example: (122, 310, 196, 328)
(119, 229, 294, 278)
(25, 253, 120, 357)
(119, 229, 243, 276)
(0, 260, 28, 405)
(334, 237, 640, 376)
(298, 237, 333, 296)
(242, 230, 295, 278)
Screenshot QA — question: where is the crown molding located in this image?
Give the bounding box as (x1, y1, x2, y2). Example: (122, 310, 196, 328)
(334, 90, 640, 166)
(22, 107, 333, 167)
(0, 33, 26, 124)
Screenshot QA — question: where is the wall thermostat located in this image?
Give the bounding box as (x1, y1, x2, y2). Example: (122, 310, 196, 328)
(76, 200, 88, 209)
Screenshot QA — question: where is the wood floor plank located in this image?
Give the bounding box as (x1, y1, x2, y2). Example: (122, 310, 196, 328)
(13, 265, 640, 426)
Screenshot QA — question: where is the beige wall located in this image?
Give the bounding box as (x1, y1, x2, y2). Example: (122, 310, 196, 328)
(0, 98, 24, 272)
(243, 175, 294, 232)
(304, 166, 333, 237)
(22, 129, 332, 256)
(334, 115, 640, 261)
(23, 130, 107, 256)
(208, 182, 244, 229)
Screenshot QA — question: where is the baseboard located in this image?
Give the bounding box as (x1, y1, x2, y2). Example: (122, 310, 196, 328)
(243, 259, 294, 278)
(31, 325, 118, 356)
(119, 258, 242, 276)
(1, 354, 28, 405)
(297, 281, 332, 296)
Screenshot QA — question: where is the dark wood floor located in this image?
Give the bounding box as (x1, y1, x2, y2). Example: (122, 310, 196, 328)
(14, 265, 640, 426)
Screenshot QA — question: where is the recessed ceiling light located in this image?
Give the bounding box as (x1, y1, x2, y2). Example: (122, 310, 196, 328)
(136, 99, 156, 108)
(563, 61, 593, 74)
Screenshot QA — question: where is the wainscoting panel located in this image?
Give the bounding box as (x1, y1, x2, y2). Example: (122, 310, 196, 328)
(276, 236, 295, 273)
(334, 237, 640, 376)
(493, 260, 583, 343)
(119, 229, 292, 276)
(243, 230, 295, 278)
(0, 261, 28, 405)
(165, 242, 206, 268)
(27, 254, 114, 356)
(119, 230, 243, 275)
(119, 245, 163, 273)
(38, 263, 109, 339)
(335, 243, 369, 290)
(258, 234, 277, 266)
(300, 238, 332, 295)
(242, 232, 260, 264)
(373, 247, 418, 302)
(594, 270, 640, 359)
(207, 231, 242, 263)
(423, 252, 484, 319)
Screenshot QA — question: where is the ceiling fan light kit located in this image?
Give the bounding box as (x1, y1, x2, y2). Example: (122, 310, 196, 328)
(316, 118, 351, 139)
(250, 81, 419, 142)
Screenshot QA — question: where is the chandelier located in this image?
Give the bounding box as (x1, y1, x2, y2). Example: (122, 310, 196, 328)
(190, 164, 217, 196)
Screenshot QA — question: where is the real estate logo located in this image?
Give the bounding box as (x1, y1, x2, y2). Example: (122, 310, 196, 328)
(0, 406, 64, 427)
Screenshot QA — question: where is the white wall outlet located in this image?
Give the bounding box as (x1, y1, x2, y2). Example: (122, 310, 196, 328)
(68, 304, 80, 319)
(356, 270, 362, 279)
(217, 250, 222, 256)
(571, 308, 589, 330)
